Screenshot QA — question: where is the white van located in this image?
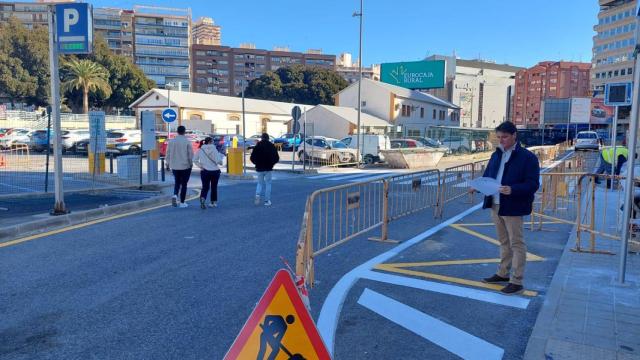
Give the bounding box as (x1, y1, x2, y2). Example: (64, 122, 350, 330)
(340, 134, 391, 164)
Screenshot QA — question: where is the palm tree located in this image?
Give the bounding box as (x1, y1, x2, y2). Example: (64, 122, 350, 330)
(62, 59, 112, 114)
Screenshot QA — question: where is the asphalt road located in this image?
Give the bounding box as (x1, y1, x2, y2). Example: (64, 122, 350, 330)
(0, 169, 572, 359)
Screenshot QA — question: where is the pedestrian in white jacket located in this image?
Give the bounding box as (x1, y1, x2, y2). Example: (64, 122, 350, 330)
(194, 137, 224, 209)
(166, 126, 193, 208)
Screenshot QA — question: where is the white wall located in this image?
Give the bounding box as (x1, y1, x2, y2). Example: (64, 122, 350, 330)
(453, 66, 515, 129)
(299, 107, 351, 139)
(338, 83, 391, 121)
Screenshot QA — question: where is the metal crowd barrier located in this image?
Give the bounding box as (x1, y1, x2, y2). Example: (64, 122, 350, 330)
(296, 169, 442, 288)
(295, 144, 570, 290)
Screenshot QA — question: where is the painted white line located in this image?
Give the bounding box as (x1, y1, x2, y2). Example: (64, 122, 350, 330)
(360, 270, 530, 309)
(347, 173, 390, 183)
(357, 289, 504, 360)
(327, 173, 381, 181)
(317, 202, 483, 355)
(0, 182, 38, 192)
(307, 173, 351, 179)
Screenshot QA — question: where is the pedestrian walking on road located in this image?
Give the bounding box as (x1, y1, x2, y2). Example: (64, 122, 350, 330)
(471, 121, 540, 295)
(194, 137, 223, 209)
(166, 125, 193, 208)
(250, 133, 279, 207)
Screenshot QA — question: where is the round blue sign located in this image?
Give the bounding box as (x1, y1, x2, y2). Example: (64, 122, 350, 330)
(162, 108, 177, 123)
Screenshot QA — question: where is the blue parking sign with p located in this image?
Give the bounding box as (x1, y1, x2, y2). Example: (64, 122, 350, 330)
(55, 3, 93, 54)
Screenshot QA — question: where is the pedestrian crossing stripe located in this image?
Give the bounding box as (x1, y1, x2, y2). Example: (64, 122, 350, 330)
(224, 269, 331, 360)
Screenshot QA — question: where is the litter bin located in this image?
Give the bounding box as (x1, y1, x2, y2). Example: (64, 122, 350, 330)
(117, 155, 141, 180)
(227, 148, 243, 175)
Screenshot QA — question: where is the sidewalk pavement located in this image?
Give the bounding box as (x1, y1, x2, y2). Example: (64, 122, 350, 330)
(525, 183, 640, 360)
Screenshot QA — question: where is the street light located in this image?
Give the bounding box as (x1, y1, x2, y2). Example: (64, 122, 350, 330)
(166, 83, 175, 139)
(353, 0, 363, 167)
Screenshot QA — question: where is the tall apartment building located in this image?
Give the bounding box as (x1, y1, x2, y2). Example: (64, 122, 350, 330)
(424, 55, 523, 129)
(0, 1, 49, 29)
(591, 0, 638, 94)
(336, 52, 380, 84)
(191, 44, 336, 96)
(93, 8, 134, 58)
(512, 61, 591, 128)
(132, 6, 191, 91)
(193, 17, 221, 45)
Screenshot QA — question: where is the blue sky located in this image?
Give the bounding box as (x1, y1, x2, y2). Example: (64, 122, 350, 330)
(90, 0, 599, 68)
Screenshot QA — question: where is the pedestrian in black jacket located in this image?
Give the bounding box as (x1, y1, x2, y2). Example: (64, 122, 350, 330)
(250, 133, 279, 206)
(471, 121, 540, 295)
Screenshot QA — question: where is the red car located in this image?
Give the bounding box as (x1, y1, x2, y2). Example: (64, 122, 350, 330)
(158, 132, 201, 157)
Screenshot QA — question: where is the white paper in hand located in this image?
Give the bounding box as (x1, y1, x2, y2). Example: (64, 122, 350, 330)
(470, 177, 501, 196)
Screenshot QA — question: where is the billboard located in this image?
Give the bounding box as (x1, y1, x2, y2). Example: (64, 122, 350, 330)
(570, 98, 591, 124)
(380, 60, 445, 89)
(590, 97, 614, 125)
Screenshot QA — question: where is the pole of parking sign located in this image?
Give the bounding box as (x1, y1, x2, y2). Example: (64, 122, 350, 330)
(44, 109, 51, 192)
(47, 6, 66, 214)
(611, 106, 619, 177)
(618, 44, 640, 283)
(303, 106, 307, 172)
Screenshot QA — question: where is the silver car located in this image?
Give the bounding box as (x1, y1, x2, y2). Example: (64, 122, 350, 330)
(574, 131, 600, 151)
(297, 136, 358, 165)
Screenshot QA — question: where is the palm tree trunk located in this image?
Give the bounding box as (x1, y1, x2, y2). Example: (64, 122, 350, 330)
(83, 88, 89, 114)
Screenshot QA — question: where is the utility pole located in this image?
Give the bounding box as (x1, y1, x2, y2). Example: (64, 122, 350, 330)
(47, 6, 67, 215)
(353, 0, 363, 167)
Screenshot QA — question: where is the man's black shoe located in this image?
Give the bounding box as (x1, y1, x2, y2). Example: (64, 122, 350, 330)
(482, 274, 510, 283)
(500, 283, 524, 295)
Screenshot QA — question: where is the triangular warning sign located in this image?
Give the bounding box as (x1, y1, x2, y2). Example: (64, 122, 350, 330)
(224, 269, 331, 360)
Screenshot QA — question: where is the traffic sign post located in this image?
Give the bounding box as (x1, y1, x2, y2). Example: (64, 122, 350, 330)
(47, 3, 93, 214)
(605, 82, 633, 179)
(162, 108, 178, 123)
(291, 106, 302, 171)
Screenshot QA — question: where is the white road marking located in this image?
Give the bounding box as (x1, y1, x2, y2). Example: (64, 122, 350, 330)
(361, 270, 530, 309)
(317, 203, 483, 355)
(347, 173, 390, 183)
(327, 173, 382, 181)
(357, 289, 504, 360)
(307, 173, 349, 179)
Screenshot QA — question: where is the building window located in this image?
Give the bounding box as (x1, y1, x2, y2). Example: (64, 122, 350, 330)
(629, 68, 633, 75)
(439, 110, 445, 121)
(407, 129, 421, 137)
(614, 70, 619, 76)
(432, 109, 436, 119)
(420, 107, 424, 118)
(401, 105, 412, 117)
(622, 69, 626, 76)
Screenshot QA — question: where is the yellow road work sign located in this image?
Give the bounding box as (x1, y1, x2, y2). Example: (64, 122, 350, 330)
(224, 269, 331, 360)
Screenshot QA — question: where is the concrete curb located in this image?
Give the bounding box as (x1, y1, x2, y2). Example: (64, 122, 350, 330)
(523, 220, 577, 359)
(0, 190, 196, 244)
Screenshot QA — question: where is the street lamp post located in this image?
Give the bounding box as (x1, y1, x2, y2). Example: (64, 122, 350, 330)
(353, 0, 363, 167)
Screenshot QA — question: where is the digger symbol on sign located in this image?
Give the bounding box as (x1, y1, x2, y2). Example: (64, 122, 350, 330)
(257, 314, 306, 360)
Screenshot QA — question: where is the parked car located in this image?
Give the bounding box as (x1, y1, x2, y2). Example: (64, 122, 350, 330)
(107, 130, 142, 155)
(0, 128, 31, 149)
(247, 134, 275, 149)
(440, 136, 476, 154)
(340, 134, 391, 164)
(408, 136, 442, 148)
(29, 129, 55, 152)
(210, 134, 252, 153)
(390, 139, 426, 149)
(61, 129, 90, 153)
(297, 136, 358, 165)
(574, 131, 600, 151)
(274, 133, 303, 151)
(158, 132, 201, 157)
